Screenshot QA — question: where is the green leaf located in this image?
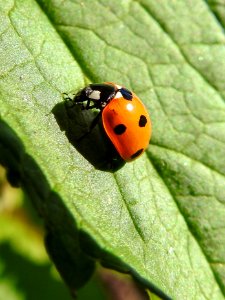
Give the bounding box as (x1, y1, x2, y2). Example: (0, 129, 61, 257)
(0, 0, 225, 299)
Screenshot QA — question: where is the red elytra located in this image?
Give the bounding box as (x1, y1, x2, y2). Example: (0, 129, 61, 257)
(102, 86, 151, 161)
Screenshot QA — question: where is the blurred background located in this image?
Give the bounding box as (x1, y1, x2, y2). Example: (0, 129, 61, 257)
(0, 165, 152, 300)
(0, 165, 105, 300)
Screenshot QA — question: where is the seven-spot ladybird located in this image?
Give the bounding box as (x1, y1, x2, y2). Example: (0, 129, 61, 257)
(71, 82, 152, 161)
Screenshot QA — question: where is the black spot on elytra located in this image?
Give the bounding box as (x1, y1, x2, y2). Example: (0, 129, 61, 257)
(120, 88, 133, 100)
(114, 124, 127, 135)
(131, 148, 144, 159)
(139, 115, 147, 127)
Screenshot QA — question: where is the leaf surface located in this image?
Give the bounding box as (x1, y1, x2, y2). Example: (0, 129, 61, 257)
(0, 0, 225, 299)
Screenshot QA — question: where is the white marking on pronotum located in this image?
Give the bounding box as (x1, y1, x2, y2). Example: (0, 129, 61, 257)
(114, 91, 122, 99)
(89, 90, 101, 100)
(115, 84, 122, 89)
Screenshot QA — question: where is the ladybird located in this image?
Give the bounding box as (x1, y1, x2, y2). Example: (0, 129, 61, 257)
(71, 82, 152, 161)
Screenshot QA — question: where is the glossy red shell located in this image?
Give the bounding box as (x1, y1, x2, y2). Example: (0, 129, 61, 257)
(102, 92, 152, 161)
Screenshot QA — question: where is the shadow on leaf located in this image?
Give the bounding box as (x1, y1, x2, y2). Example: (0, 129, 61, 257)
(52, 99, 125, 172)
(0, 119, 171, 300)
(0, 120, 95, 296)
